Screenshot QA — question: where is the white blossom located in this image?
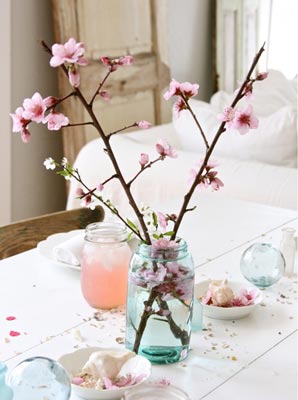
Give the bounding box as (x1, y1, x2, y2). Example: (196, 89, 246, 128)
(43, 157, 56, 170)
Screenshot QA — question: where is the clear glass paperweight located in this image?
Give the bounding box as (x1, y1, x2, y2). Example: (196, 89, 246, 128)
(240, 243, 285, 287)
(8, 356, 71, 400)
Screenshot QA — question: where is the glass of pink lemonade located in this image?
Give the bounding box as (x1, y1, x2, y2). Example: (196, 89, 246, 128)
(81, 222, 131, 309)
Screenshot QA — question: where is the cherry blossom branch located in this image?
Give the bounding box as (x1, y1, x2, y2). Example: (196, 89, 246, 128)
(67, 167, 144, 241)
(181, 94, 209, 149)
(41, 40, 151, 244)
(171, 44, 265, 239)
(48, 91, 76, 110)
(63, 121, 94, 128)
(107, 123, 139, 139)
(89, 70, 112, 107)
(127, 156, 162, 187)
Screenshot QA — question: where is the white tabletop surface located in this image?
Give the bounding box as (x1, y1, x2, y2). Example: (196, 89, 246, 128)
(0, 195, 297, 400)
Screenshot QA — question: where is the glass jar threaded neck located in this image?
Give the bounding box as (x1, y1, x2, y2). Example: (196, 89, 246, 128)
(85, 222, 128, 244)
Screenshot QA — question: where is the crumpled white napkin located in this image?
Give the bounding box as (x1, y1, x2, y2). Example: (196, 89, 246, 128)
(53, 233, 85, 266)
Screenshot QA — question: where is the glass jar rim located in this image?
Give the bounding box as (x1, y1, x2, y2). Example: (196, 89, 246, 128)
(123, 383, 192, 399)
(85, 221, 128, 244)
(138, 238, 187, 251)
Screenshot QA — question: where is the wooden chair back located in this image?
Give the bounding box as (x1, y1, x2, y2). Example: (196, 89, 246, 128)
(0, 206, 104, 259)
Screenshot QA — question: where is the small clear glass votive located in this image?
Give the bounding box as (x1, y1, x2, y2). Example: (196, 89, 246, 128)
(122, 383, 192, 400)
(8, 357, 71, 400)
(240, 243, 285, 288)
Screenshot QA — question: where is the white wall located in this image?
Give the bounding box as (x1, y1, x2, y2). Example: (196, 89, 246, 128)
(10, 0, 66, 222)
(168, 0, 214, 101)
(0, 0, 12, 225)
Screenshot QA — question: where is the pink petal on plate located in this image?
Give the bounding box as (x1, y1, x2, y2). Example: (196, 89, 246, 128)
(72, 377, 85, 385)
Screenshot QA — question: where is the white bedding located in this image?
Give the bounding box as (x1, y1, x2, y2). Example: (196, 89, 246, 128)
(67, 123, 297, 214)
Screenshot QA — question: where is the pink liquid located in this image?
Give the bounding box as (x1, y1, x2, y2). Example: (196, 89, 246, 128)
(81, 243, 131, 309)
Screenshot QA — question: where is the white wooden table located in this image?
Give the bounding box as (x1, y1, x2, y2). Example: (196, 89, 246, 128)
(0, 195, 297, 400)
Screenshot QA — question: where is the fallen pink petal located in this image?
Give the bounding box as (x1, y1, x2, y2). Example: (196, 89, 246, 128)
(9, 331, 21, 337)
(6, 316, 16, 321)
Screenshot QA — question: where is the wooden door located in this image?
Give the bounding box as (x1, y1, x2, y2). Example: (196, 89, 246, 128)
(51, 0, 171, 165)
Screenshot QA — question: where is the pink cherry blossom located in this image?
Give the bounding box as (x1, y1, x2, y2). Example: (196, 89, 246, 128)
(256, 71, 268, 81)
(152, 238, 179, 252)
(97, 183, 104, 191)
(43, 96, 58, 108)
(75, 188, 84, 197)
(231, 104, 259, 135)
(163, 79, 181, 100)
(139, 153, 149, 167)
(179, 81, 199, 98)
(68, 68, 80, 87)
(101, 55, 134, 72)
(173, 98, 187, 118)
(138, 264, 167, 289)
(164, 79, 199, 100)
(189, 159, 224, 191)
(210, 175, 224, 191)
(103, 373, 146, 389)
(43, 111, 69, 130)
(98, 90, 110, 101)
(50, 38, 88, 67)
(232, 288, 257, 307)
(72, 377, 85, 385)
(137, 120, 152, 129)
(157, 211, 167, 231)
(156, 308, 171, 316)
(22, 92, 47, 123)
(217, 107, 235, 128)
(21, 128, 31, 143)
(118, 55, 134, 66)
(81, 193, 92, 207)
(156, 139, 177, 159)
(10, 107, 29, 132)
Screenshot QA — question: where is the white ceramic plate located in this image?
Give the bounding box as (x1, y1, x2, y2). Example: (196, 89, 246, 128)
(37, 230, 83, 271)
(195, 280, 263, 320)
(58, 347, 151, 400)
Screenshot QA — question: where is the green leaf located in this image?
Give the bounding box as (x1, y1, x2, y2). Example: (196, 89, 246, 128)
(126, 218, 138, 232)
(152, 212, 158, 227)
(163, 231, 175, 236)
(56, 170, 69, 177)
(127, 232, 134, 241)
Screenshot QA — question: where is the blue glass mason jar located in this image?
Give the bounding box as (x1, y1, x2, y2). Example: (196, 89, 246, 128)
(125, 238, 194, 364)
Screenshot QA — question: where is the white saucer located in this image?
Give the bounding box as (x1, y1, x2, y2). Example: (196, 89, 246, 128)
(195, 280, 263, 320)
(58, 347, 151, 400)
(37, 230, 83, 271)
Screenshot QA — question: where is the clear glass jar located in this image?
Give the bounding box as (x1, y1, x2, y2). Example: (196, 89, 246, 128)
(81, 222, 131, 309)
(122, 383, 192, 399)
(0, 362, 13, 400)
(280, 227, 297, 277)
(125, 239, 194, 364)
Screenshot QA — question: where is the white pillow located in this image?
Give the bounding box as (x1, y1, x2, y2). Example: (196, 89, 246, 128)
(173, 74, 297, 168)
(210, 70, 297, 116)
